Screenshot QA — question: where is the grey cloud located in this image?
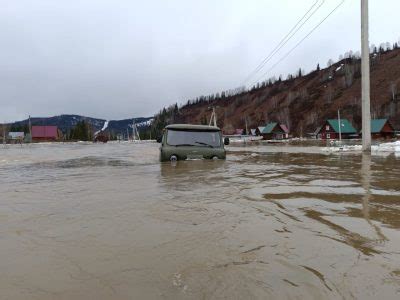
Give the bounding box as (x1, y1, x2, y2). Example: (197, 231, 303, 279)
(1, 0, 399, 122)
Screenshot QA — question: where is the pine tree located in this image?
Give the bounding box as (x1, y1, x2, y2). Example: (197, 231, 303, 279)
(70, 120, 92, 141)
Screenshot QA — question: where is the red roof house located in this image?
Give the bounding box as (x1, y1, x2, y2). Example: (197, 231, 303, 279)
(31, 126, 59, 141)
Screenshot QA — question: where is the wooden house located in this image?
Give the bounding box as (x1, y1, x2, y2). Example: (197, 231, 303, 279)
(316, 119, 357, 140)
(370, 119, 395, 139)
(261, 123, 289, 140)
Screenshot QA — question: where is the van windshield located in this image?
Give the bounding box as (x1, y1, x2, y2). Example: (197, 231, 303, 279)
(167, 130, 221, 147)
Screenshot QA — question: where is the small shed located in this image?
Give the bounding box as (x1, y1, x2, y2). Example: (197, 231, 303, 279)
(234, 128, 244, 135)
(8, 132, 25, 140)
(32, 126, 59, 141)
(370, 119, 395, 139)
(307, 126, 322, 139)
(261, 123, 289, 140)
(316, 119, 357, 140)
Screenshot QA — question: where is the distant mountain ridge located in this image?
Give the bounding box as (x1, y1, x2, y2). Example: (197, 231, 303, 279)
(10, 114, 153, 134)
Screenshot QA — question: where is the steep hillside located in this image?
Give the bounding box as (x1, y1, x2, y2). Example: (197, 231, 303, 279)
(160, 47, 400, 136)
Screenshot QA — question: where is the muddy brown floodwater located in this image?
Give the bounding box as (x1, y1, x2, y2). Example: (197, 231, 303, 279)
(0, 142, 400, 299)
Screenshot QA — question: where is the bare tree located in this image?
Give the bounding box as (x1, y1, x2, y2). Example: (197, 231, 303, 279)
(277, 107, 291, 131)
(300, 88, 308, 100)
(390, 82, 397, 101)
(325, 85, 334, 104)
(271, 96, 278, 110)
(287, 91, 297, 105)
(305, 111, 318, 127)
(390, 82, 398, 117)
(344, 64, 355, 87)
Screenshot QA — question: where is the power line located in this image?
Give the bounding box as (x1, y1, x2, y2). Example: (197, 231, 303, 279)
(252, 0, 345, 86)
(243, 0, 324, 85)
(243, 0, 325, 85)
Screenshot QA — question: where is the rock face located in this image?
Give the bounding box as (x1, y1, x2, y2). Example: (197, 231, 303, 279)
(175, 48, 400, 136)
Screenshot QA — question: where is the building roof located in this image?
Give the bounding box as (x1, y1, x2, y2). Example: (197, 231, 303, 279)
(313, 126, 322, 135)
(31, 126, 58, 138)
(250, 129, 256, 135)
(371, 118, 391, 133)
(257, 126, 265, 132)
(262, 122, 278, 134)
(165, 124, 220, 131)
(326, 119, 357, 134)
(280, 124, 289, 133)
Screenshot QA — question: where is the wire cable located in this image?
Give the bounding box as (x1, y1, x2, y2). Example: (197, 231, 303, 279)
(252, 0, 345, 86)
(243, 0, 325, 85)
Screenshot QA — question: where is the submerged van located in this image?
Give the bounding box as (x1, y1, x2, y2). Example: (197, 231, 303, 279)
(159, 124, 229, 162)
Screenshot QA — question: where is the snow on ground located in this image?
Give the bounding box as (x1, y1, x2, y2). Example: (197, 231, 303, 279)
(322, 141, 400, 153)
(373, 141, 400, 152)
(101, 121, 109, 131)
(94, 121, 109, 136)
(322, 145, 362, 152)
(137, 118, 154, 127)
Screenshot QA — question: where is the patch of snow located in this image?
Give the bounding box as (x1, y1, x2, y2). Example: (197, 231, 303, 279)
(101, 121, 109, 131)
(335, 64, 344, 72)
(322, 141, 400, 153)
(136, 118, 154, 127)
(322, 145, 362, 152)
(94, 121, 109, 136)
(372, 141, 400, 152)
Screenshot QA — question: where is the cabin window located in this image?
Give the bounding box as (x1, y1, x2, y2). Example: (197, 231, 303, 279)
(326, 125, 330, 131)
(327, 133, 331, 139)
(166, 129, 221, 147)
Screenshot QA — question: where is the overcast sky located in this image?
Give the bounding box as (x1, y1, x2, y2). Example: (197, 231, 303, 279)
(1, 0, 399, 122)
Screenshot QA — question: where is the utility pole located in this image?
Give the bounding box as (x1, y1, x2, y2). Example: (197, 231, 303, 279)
(28, 115, 32, 142)
(208, 106, 217, 127)
(337, 109, 342, 141)
(361, 0, 371, 151)
(2, 122, 5, 145)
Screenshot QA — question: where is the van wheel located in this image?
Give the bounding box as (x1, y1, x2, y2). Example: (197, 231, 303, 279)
(170, 155, 178, 162)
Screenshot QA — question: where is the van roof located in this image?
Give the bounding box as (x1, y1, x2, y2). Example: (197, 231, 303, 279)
(166, 124, 221, 131)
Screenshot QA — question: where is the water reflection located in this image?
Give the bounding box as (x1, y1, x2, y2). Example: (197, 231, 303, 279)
(160, 159, 225, 182)
(361, 153, 388, 242)
(361, 153, 372, 219)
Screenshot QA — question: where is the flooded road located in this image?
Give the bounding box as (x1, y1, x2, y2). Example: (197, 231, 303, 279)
(1, 142, 400, 299)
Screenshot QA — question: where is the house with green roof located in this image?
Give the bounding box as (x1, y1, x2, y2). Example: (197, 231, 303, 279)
(261, 122, 289, 140)
(316, 119, 358, 140)
(368, 119, 395, 139)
